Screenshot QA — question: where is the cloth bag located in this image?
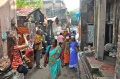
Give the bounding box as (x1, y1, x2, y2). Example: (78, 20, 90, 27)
(33, 44, 39, 50)
(33, 42, 41, 50)
(16, 50, 28, 75)
(17, 64, 28, 75)
(45, 46, 51, 64)
(25, 49, 34, 69)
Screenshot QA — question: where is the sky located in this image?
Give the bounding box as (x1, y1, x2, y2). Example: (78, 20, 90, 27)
(63, 0, 80, 11)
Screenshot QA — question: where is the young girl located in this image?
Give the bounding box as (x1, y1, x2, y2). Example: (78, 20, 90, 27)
(7, 34, 28, 79)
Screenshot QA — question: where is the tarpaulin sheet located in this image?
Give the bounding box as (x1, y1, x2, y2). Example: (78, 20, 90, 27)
(16, 27, 30, 45)
(16, 27, 29, 34)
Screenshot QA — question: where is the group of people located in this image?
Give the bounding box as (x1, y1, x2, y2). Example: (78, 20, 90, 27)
(57, 30, 80, 68)
(7, 29, 50, 79)
(7, 29, 80, 79)
(44, 30, 80, 79)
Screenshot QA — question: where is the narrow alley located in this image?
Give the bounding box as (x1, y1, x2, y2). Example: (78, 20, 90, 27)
(26, 57, 79, 79)
(1, 0, 120, 79)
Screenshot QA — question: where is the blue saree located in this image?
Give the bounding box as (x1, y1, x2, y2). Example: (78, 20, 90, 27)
(69, 41, 79, 68)
(46, 46, 61, 79)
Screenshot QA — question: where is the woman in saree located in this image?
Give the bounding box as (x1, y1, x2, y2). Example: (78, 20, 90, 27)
(69, 36, 79, 69)
(44, 39, 62, 79)
(62, 36, 70, 66)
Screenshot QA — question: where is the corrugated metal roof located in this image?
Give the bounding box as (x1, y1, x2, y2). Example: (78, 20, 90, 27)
(17, 7, 36, 16)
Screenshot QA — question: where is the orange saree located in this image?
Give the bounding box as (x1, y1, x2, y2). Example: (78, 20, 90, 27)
(63, 40, 70, 64)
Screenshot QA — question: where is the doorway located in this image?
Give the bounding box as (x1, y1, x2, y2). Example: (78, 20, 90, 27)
(105, 24, 113, 44)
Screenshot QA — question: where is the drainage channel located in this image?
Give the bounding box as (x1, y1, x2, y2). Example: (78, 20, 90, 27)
(77, 57, 81, 79)
(78, 52, 94, 79)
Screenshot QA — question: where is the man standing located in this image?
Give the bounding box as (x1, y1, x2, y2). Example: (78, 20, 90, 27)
(57, 33, 64, 47)
(34, 30, 43, 69)
(40, 31, 46, 55)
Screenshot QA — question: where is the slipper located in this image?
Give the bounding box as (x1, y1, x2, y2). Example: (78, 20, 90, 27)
(36, 66, 43, 69)
(61, 65, 64, 68)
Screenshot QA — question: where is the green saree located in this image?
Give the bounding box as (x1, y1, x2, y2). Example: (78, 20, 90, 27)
(46, 46, 62, 79)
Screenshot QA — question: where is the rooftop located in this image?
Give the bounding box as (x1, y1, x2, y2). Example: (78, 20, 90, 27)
(17, 7, 36, 16)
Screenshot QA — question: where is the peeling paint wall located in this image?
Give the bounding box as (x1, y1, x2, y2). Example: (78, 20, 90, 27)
(0, 0, 16, 58)
(80, 0, 94, 50)
(115, 0, 120, 78)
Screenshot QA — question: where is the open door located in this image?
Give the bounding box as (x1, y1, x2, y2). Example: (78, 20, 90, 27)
(105, 24, 113, 44)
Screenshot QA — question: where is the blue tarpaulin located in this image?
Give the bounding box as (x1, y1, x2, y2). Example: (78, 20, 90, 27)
(76, 13, 81, 18)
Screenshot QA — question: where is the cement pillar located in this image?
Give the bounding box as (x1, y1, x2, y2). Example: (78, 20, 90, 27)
(112, 0, 117, 45)
(115, 21, 120, 79)
(80, 0, 88, 51)
(115, 0, 120, 78)
(94, 0, 99, 52)
(96, 0, 106, 60)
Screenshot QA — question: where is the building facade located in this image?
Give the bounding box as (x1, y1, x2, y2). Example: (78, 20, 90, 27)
(80, 0, 94, 50)
(80, 0, 120, 78)
(0, 0, 17, 58)
(41, 0, 67, 35)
